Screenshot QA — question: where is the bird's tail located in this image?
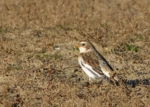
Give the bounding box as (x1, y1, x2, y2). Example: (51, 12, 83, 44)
(110, 72, 119, 81)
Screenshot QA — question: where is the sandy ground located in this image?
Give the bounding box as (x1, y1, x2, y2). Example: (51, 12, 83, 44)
(0, 0, 150, 107)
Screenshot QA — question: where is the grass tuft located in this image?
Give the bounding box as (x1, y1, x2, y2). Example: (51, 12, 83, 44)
(126, 44, 138, 52)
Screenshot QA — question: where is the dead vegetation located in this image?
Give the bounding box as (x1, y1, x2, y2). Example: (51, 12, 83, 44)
(0, 0, 150, 107)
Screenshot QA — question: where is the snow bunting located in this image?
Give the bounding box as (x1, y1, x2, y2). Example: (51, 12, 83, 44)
(77, 41, 119, 82)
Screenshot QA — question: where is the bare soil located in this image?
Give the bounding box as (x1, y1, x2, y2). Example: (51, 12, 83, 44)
(0, 0, 150, 107)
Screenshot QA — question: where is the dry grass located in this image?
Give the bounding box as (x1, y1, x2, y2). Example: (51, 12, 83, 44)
(0, 0, 150, 107)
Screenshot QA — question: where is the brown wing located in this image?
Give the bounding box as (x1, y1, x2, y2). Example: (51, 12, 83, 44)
(81, 52, 104, 75)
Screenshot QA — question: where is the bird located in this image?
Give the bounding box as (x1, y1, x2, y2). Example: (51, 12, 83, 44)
(77, 41, 119, 82)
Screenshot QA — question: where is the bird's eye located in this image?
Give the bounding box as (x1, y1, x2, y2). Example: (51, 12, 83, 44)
(82, 43, 85, 46)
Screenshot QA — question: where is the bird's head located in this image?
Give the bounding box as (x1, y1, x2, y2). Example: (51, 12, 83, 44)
(77, 41, 95, 53)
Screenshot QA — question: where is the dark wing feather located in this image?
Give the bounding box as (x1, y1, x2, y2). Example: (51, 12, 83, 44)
(88, 41, 113, 71)
(95, 50, 114, 71)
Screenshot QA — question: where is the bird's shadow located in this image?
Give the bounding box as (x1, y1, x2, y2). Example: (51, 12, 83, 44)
(125, 79, 150, 88)
(112, 78, 150, 88)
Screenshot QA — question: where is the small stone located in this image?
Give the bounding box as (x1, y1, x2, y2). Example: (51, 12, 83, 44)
(54, 46, 61, 50)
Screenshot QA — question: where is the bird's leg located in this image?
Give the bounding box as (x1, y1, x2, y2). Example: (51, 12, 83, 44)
(88, 77, 95, 84)
(108, 77, 111, 83)
(89, 77, 92, 81)
(105, 76, 113, 85)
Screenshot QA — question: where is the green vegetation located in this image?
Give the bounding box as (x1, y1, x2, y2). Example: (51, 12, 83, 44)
(126, 44, 138, 52)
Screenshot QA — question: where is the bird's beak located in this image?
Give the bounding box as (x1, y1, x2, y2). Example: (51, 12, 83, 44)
(76, 43, 80, 48)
